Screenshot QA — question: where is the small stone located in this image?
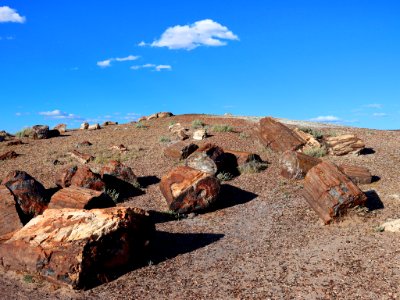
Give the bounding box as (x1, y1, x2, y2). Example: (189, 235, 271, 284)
(193, 129, 207, 140)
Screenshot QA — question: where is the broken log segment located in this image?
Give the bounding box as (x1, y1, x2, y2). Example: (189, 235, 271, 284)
(185, 152, 218, 175)
(160, 166, 220, 214)
(0, 185, 23, 236)
(68, 150, 94, 164)
(302, 161, 367, 224)
(164, 142, 199, 160)
(324, 134, 365, 156)
(0, 207, 154, 289)
(48, 186, 115, 209)
(337, 164, 372, 184)
(279, 150, 322, 180)
(258, 117, 305, 152)
(224, 149, 262, 166)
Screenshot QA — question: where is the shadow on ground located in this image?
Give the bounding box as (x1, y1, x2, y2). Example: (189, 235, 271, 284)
(360, 148, 375, 155)
(138, 175, 160, 188)
(365, 190, 384, 211)
(209, 184, 258, 212)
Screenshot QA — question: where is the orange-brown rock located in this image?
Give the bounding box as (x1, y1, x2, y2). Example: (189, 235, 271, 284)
(224, 150, 262, 166)
(0, 150, 18, 161)
(1, 171, 48, 218)
(69, 150, 94, 164)
(0, 207, 154, 289)
(279, 150, 322, 179)
(6, 140, 24, 146)
(325, 134, 365, 155)
(55, 165, 78, 188)
(49, 186, 115, 209)
(100, 160, 138, 186)
(337, 164, 372, 184)
(102, 121, 118, 126)
(53, 123, 67, 133)
(0, 185, 23, 236)
(258, 117, 305, 152)
(70, 166, 105, 191)
(164, 142, 198, 160)
(293, 128, 321, 149)
(160, 166, 220, 214)
(302, 161, 367, 224)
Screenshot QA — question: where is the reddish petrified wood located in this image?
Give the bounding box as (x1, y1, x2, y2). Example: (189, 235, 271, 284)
(224, 149, 262, 166)
(0, 207, 154, 289)
(257, 117, 305, 152)
(69, 150, 94, 164)
(6, 140, 24, 146)
(30, 125, 50, 139)
(0, 185, 23, 236)
(70, 166, 105, 191)
(185, 152, 218, 175)
(55, 165, 78, 188)
(48, 186, 115, 209)
(303, 161, 367, 224)
(0, 151, 19, 161)
(164, 142, 199, 160)
(337, 164, 372, 184)
(160, 166, 220, 214)
(1, 170, 48, 218)
(325, 134, 365, 155)
(100, 160, 138, 186)
(279, 151, 322, 179)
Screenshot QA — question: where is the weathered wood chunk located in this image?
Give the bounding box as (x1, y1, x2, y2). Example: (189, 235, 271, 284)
(0, 151, 19, 161)
(88, 123, 101, 130)
(6, 140, 24, 146)
(69, 150, 94, 164)
(100, 160, 138, 186)
(303, 161, 367, 224)
(160, 166, 220, 214)
(185, 152, 218, 175)
(49, 186, 115, 209)
(337, 164, 372, 184)
(193, 129, 207, 140)
(325, 134, 365, 155)
(258, 117, 305, 152)
(0, 185, 23, 236)
(30, 125, 50, 139)
(55, 165, 78, 188)
(224, 150, 262, 166)
(164, 142, 199, 160)
(0, 207, 154, 289)
(70, 165, 105, 191)
(279, 150, 322, 179)
(54, 123, 67, 133)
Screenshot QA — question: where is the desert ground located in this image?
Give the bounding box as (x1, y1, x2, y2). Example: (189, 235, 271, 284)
(0, 114, 400, 299)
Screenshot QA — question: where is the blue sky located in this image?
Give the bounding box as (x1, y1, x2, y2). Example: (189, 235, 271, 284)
(1, 1, 399, 133)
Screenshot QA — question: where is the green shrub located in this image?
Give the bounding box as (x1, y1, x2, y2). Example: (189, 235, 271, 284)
(15, 127, 33, 138)
(217, 171, 234, 181)
(191, 119, 205, 129)
(299, 127, 323, 140)
(238, 160, 268, 174)
(135, 122, 147, 129)
(105, 189, 120, 203)
(213, 124, 234, 132)
(159, 136, 171, 143)
(239, 132, 250, 139)
(303, 146, 327, 158)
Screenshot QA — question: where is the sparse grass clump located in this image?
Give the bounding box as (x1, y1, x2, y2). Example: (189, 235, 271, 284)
(159, 136, 171, 143)
(303, 146, 327, 158)
(299, 127, 324, 140)
(105, 189, 120, 203)
(15, 127, 33, 138)
(239, 132, 250, 139)
(191, 119, 205, 129)
(238, 160, 268, 174)
(213, 124, 234, 132)
(135, 122, 147, 129)
(23, 274, 34, 284)
(217, 171, 234, 181)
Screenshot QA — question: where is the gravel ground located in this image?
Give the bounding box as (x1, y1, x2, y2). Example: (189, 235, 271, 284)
(0, 114, 399, 299)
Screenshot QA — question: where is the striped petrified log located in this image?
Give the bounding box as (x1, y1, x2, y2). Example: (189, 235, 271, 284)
(159, 166, 220, 214)
(337, 164, 372, 184)
(257, 117, 305, 152)
(325, 134, 365, 156)
(302, 161, 367, 224)
(163, 142, 199, 160)
(48, 186, 115, 209)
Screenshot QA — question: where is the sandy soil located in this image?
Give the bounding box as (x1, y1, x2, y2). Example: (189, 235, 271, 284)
(0, 114, 399, 299)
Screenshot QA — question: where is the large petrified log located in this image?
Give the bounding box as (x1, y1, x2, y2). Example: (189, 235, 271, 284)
(30, 125, 50, 139)
(0, 207, 154, 289)
(185, 152, 218, 175)
(48, 186, 115, 209)
(324, 134, 365, 155)
(0, 185, 23, 236)
(258, 117, 305, 152)
(160, 166, 220, 214)
(337, 164, 372, 184)
(100, 160, 138, 186)
(70, 165, 105, 191)
(1, 170, 48, 218)
(302, 161, 367, 224)
(55, 165, 78, 188)
(224, 149, 262, 166)
(164, 142, 199, 160)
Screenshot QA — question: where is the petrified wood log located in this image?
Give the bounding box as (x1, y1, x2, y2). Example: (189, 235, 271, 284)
(303, 161, 367, 224)
(69, 150, 94, 164)
(55, 165, 78, 188)
(164, 142, 199, 160)
(70, 165, 105, 191)
(324, 134, 365, 155)
(1, 170, 48, 218)
(224, 149, 262, 166)
(49, 186, 115, 209)
(30, 125, 50, 139)
(185, 152, 218, 175)
(0, 150, 18, 161)
(279, 151, 322, 179)
(0, 207, 154, 289)
(0, 185, 23, 236)
(258, 117, 305, 152)
(54, 123, 67, 133)
(337, 164, 372, 184)
(160, 166, 220, 214)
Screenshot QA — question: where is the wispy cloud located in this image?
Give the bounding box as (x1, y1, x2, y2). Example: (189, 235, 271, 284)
(130, 64, 171, 71)
(39, 109, 83, 121)
(0, 6, 26, 23)
(365, 103, 382, 109)
(142, 19, 239, 50)
(309, 115, 341, 122)
(97, 55, 139, 68)
(372, 112, 388, 117)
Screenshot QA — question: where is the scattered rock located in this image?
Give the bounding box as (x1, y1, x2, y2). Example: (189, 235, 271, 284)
(29, 125, 50, 140)
(0, 207, 154, 289)
(137, 116, 147, 123)
(164, 142, 199, 160)
(70, 165, 105, 191)
(69, 150, 94, 164)
(293, 128, 321, 149)
(193, 129, 207, 141)
(257, 117, 305, 152)
(158, 112, 174, 118)
(169, 123, 189, 140)
(102, 121, 118, 126)
(337, 164, 372, 184)
(88, 123, 101, 130)
(6, 140, 24, 146)
(302, 161, 367, 224)
(53, 123, 67, 134)
(325, 134, 365, 156)
(0, 151, 19, 161)
(100, 160, 138, 187)
(0, 185, 23, 236)
(160, 166, 220, 214)
(147, 113, 158, 121)
(1, 170, 48, 219)
(55, 165, 78, 188)
(279, 150, 322, 180)
(49, 186, 115, 209)
(380, 219, 400, 232)
(80, 122, 89, 130)
(76, 140, 92, 148)
(110, 144, 128, 152)
(186, 152, 218, 175)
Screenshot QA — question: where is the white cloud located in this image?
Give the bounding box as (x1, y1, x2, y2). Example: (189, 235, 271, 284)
(143, 63, 155, 68)
(131, 63, 171, 71)
(310, 115, 341, 122)
(97, 55, 139, 68)
(372, 112, 387, 117)
(138, 41, 147, 47)
(155, 64, 171, 71)
(39, 109, 82, 120)
(15, 112, 21, 116)
(0, 6, 26, 23)
(365, 103, 382, 109)
(149, 19, 239, 50)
